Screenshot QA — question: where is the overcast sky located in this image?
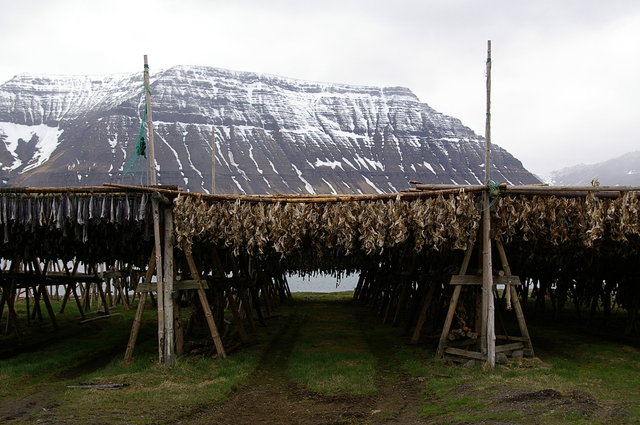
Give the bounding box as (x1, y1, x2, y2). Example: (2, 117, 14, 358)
(1, 0, 638, 176)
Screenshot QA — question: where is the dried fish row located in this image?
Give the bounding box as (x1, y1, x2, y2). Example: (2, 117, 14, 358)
(0, 193, 153, 265)
(173, 192, 480, 259)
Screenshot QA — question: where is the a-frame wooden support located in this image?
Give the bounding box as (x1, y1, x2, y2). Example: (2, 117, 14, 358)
(124, 248, 157, 363)
(435, 238, 534, 362)
(183, 245, 227, 358)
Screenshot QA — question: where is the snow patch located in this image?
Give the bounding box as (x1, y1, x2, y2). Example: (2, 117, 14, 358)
(423, 161, 435, 174)
(321, 178, 338, 195)
(0, 122, 63, 172)
(315, 159, 343, 170)
(291, 163, 316, 194)
(362, 176, 384, 194)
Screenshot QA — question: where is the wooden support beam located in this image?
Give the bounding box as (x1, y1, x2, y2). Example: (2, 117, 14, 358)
(124, 249, 156, 363)
(151, 197, 165, 364)
(436, 244, 474, 357)
(449, 275, 521, 286)
(183, 246, 226, 359)
(444, 347, 486, 361)
(495, 239, 535, 357)
(163, 207, 175, 366)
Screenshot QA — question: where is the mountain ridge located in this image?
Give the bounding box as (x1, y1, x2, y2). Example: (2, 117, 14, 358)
(549, 151, 640, 186)
(0, 65, 540, 193)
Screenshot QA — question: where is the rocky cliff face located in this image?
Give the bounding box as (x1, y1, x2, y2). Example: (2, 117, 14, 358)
(0, 65, 539, 193)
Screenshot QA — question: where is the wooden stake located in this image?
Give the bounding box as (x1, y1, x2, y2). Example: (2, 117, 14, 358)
(211, 129, 216, 194)
(124, 249, 156, 363)
(183, 246, 226, 359)
(152, 198, 165, 363)
(482, 40, 496, 367)
(163, 207, 175, 366)
(143, 55, 158, 186)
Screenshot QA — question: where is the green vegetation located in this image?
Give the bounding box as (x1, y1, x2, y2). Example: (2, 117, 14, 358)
(1, 292, 639, 424)
(285, 293, 376, 395)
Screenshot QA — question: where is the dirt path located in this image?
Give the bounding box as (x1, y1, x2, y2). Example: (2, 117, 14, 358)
(178, 300, 427, 425)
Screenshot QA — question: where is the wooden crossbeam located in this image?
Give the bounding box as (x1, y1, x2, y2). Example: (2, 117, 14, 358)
(449, 275, 521, 286)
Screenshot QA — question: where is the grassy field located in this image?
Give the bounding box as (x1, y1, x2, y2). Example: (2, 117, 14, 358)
(0, 292, 639, 424)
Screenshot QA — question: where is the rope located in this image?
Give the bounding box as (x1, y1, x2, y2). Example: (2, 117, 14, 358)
(487, 179, 500, 198)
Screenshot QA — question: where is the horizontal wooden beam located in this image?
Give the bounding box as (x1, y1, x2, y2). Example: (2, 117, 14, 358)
(444, 347, 486, 361)
(495, 342, 524, 353)
(449, 275, 521, 286)
(136, 279, 209, 293)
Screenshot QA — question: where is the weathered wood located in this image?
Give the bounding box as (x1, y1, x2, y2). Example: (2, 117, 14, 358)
(436, 285, 462, 359)
(151, 197, 164, 364)
(410, 282, 437, 344)
(449, 275, 521, 286)
(66, 383, 129, 390)
(143, 55, 157, 186)
(39, 285, 58, 330)
(183, 246, 226, 359)
(496, 335, 530, 342)
(494, 342, 525, 353)
(510, 284, 535, 357)
(136, 279, 210, 293)
(444, 347, 486, 361)
(79, 313, 121, 324)
(163, 207, 175, 366)
(482, 39, 496, 367)
(495, 239, 535, 357)
(124, 249, 156, 363)
(435, 244, 474, 355)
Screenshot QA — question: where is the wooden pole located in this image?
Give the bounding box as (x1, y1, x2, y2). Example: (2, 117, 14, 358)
(482, 40, 496, 367)
(143, 55, 158, 186)
(211, 129, 216, 194)
(152, 198, 165, 363)
(124, 249, 156, 363)
(163, 206, 175, 366)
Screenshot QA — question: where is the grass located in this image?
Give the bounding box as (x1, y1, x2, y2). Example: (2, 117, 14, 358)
(1, 292, 640, 424)
(393, 316, 640, 425)
(285, 293, 377, 395)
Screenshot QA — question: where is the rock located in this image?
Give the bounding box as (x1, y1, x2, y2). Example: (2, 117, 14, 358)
(496, 353, 508, 364)
(463, 360, 476, 369)
(512, 350, 524, 358)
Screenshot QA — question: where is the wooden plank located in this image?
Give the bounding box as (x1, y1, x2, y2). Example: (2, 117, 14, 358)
(79, 313, 121, 324)
(495, 342, 524, 353)
(449, 275, 521, 286)
(136, 279, 210, 293)
(496, 335, 530, 342)
(444, 347, 486, 361)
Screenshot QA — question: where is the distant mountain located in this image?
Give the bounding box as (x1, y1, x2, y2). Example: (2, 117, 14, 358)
(0, 66, 540, 193)
(549, 151, 640, 186)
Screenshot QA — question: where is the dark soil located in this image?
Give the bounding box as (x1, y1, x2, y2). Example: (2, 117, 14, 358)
(180, 303, 425, 425)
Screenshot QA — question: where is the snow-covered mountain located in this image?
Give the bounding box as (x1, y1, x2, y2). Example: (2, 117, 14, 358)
(549, 151, 640, 186)
(0, 65, 539, 193)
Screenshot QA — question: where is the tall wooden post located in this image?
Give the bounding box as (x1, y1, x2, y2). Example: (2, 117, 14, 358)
(163, 207, 176, 366)
(143, 55, 158, 186)
(152, 199, 165, 363)
(211, 129, 216, 194)
(482, 40, 496, 367)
